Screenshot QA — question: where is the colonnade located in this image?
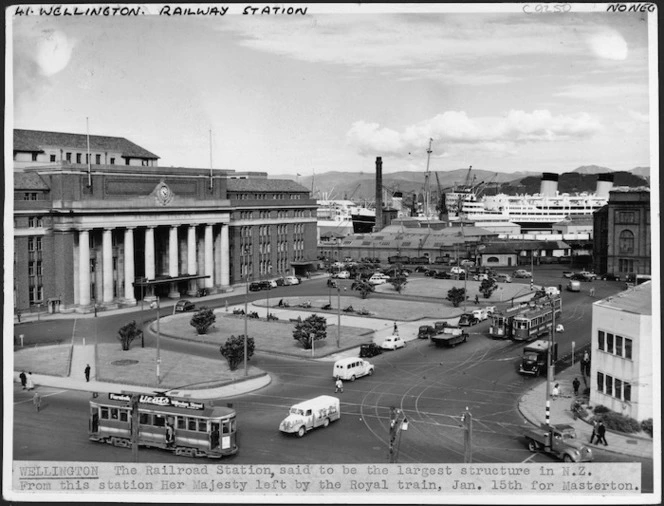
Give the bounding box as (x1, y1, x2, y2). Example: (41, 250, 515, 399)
(76, 223, 230, 307)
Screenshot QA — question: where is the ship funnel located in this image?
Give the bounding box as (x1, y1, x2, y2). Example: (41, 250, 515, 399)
(374, 157, 383, 232)
(596, 173, 614, 198)
(540, 172, 559, 197)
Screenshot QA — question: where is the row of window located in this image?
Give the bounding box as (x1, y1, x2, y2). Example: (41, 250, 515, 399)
(618, 259, 635, 273)
(235, 209, 313, 219)
(615, 211, 638, 224)
(99, 407, 235, 433)
(28, 217, 44, 228)
(598, 331, 633, 360)
(234, 193, 305, 200)
(596, 372, 632, 402)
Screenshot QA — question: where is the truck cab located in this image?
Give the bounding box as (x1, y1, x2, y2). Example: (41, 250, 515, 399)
(519, 339, 558, 376)
(418, 325, 436, 339)
(524, 424, 594, 462)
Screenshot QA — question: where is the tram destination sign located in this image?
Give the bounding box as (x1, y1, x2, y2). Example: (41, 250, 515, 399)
(108, 393, 205, 411)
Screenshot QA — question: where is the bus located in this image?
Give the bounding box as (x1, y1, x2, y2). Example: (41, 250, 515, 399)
(89, 392, 238, 458)
(511, 296, 562, 342)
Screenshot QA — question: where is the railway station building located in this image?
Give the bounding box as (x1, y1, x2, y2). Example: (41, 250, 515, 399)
(12, 129, 317, 315)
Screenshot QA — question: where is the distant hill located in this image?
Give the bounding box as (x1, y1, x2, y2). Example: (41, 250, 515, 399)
(273, 166, 649, 201)
(571, 165, 613, 174)
(497, 172, 649, 195)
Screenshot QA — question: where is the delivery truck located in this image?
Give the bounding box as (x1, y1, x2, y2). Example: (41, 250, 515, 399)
(519, 339, 558, 376)
(430, 326, 469, 347)
(279, 396, 340, 437)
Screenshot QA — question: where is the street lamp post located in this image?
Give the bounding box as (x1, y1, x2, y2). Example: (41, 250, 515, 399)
(244, 275, 249, 376)
(463, 266, 468, 311)
(544, 296, 557, 426)
(150, 297, 161, 384)
(336, 286, 346, 348)
(266, 265, 272, 318)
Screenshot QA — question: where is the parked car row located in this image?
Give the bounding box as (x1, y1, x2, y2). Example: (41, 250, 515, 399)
(249, 276, 302, 291)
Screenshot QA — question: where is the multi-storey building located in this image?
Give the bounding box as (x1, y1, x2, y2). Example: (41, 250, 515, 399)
(593, 189, 651, 277)
(13, 129, 317, 315)
(589, 281, 653, 421)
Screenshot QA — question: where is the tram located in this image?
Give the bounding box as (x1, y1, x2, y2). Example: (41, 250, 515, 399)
(89, 392, 238, 458)
(488, 312, 515, 339)
(511, 296, 562, 342)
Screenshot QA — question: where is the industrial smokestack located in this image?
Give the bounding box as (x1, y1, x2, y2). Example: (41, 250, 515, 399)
(539, 172, 559, 197)
(374, 157, 383, 231)
(596, 173, 614, 198)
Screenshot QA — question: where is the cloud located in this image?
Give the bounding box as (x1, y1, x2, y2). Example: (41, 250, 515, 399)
(346, 110, 602, 158)
(587, 29, 628, 60)
(554, 82, 648, 100)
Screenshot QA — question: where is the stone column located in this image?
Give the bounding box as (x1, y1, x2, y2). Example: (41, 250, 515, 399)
(102, 228, 114, 303)
(187, 225, 197, 296)
(145, 226, 155, 297)
(204, 224, 214, 289)
(79, 229, 91, 307)
(168, 225, 180, 298)
(124, 227, 136, 303)
(220, 224, 230, 287)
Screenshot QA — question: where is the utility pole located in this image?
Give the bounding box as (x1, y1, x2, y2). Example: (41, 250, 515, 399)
(388, 407, 408, 463)
(461, 406, 473, 463)
(131, 394, 139, 462)
(545, 296, 557, 426)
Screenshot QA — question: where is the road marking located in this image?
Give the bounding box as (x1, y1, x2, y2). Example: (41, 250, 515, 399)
(15, 389, 68, 405)
(521, 453, 537, 463)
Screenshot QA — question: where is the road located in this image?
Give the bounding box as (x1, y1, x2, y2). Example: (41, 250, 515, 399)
(11, 268, 653, 492)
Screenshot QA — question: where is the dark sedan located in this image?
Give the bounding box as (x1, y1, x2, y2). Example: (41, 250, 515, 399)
(458, 314, 479, 326)
(359, 343, 383, 358)
(174, 299, 195, 312)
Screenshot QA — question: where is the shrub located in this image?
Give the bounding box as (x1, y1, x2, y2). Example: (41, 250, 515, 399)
(593, 404, 610, 414)
(446, 287, 466, 307)
(190, 307, 216, 335)
(117, 320, 142, 351)
(600, 411, 641, 433)
(220, 334, 255, 371)
(640, 418, 653, 437)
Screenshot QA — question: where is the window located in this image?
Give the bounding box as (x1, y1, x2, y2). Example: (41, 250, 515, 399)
(605, 375, 613, 396)
(625, 338, 632, 360)
(95, 154, 101, 164)
(597, 372, 604, 392)
(615, 335, 623, 357)
(101, 407, 109, 419)
(111, 408, 119, 419)
(616, 211, 637, 224)
(177, 418, 186, 430)
(66, 152, 72, 162)
(50, 154, 56, 162)
(606, 333, 614, 354)
(110, 157, 115, 164)
(624, 382, 631, 401)
(76, 153, 82, 163)
(618, 230, 635, 254)
(139, 413, 150, 424)
(614, 379, 622, 400)
(120, 411, 128, 422)
(153, 415, 166, 427)
(188, 418, 197, 431)
(198, 420, 207, 431)
(32, 153, 38, 161)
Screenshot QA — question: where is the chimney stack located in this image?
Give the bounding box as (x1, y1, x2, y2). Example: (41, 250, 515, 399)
(539, 172, 559, 197)
(596, 173, 614, 198)
(374, 157, 383, 231)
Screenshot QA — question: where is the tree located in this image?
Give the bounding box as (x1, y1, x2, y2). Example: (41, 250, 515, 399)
(479, 278, 497, 298)
(220, 334, 255, 371)
(190, 307, 216, 335)
(117, 320, 142, 351)
(390, 274, 408, 294)
(352, 279, 375, 299)
(293, 314, 327, 349)
(446, 287, 466, 307)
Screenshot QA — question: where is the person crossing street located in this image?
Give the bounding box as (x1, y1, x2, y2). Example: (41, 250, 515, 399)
(335, 377, 343, 393)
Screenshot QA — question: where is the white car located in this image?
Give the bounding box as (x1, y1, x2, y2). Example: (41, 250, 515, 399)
(380, 335, 406, 350)
(472, 308, 488, 321)
(473, 273, 490, 282)
(368, 274, 387, 285)
(485, 306, 496, 315)
(513, 269, 532, 278)
(450, 266, 465, 275)
(283, 276, 300, 286)
(335, 270, 350, 279)
(267, 279, 278, 288)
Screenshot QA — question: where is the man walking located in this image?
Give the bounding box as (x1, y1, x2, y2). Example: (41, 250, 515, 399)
(572, 377, 580, 396)
(596, 421, 608, 446)
(19, 371, 27, 390)
(393, 322, 399, 335)
(85, 364, 91, 382)
(33, 391, 41, 412)
(335, 377, 343, 394)
(589, 420, 598, 444)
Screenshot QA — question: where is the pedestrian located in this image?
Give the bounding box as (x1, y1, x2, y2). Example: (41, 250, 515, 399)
(165, 423, 175, 447)
(16, 310, 21, 323)
(572, 377, 580, 396)
(551, 383, 560, 400)
(589, 420, 598, 444)
(335, 377, 343, 394)
(33, 391, 41, 412)
(19, 371, 27, 390)
(474, 295, 479, 304)
(393, 322, 398, 335)
(25, 372, 34, 391)
(84, 364, 91, 382)
(596, 421, 608, 446)
(589, 287, 595, 297)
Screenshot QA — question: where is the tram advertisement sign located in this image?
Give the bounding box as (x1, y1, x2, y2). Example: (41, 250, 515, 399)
(108, 393, 204, 411)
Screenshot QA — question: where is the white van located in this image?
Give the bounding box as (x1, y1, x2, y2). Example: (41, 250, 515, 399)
(333, 358, 374, 381)
(545, 286, 560, 296)
(567, 280, 581, 292)
(279, 396, 340, 437)
(472, 308, 489, 321)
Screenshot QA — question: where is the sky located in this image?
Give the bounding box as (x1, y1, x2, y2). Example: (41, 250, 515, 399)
(8, 3, 656, 176)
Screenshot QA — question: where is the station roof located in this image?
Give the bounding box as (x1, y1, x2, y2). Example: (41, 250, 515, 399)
(226, 178, 309, 193)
